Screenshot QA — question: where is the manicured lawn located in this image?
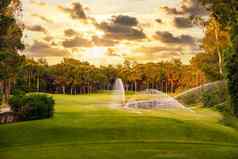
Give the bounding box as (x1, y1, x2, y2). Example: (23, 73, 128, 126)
(1, 93, 238, 159)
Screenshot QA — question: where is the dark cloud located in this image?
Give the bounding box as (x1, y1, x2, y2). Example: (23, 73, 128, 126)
(112, 15, 139, 26)
(155, 18, 163, 24)
(64, 29, 79, 37)
(31, 14, 53, 23)
(59, 2, 87, 20)
(154, 31, 195, 45)
(161, 0, 207, 17)
(27, 40, 70, 57)
(62, 36, 92, 48)
(97, 15, 146, 41)
(181, 0, 207, 17)
(174, 17, 193, 28)
(92, 36, 118, 47)
(161, 6, 183, 15)
(26, 25, 47, 33)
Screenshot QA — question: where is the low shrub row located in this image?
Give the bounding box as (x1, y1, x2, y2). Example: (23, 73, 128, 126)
(9, 93, 55, 120)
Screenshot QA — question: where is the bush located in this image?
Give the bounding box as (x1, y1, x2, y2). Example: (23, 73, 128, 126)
(10, 94, 55, 120)
(201, 84, 228, 107)
(12, 89, 26, 96)
(202, 91, 219, 107)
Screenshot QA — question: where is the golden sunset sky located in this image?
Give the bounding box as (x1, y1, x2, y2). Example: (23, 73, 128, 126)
(21, 0, 206, 65)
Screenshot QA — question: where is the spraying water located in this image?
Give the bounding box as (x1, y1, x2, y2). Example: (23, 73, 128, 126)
(112, 78, 125, 107)
(111, 79, 189, 110)
(126, 89, 188, 110)
(175, 80, 225, 99)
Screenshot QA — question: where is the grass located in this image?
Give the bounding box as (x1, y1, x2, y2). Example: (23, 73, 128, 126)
(0, 93, 238, 159)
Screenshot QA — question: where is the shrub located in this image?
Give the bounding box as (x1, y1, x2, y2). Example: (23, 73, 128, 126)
(202, 91, 219, 107)
(201, 84, 228, 107)
(9, 94, 23, 112)
(12, 89, 26, 96)
(10, 94, 55, 120)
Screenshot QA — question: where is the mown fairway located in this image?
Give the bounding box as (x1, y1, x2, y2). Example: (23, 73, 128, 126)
(1, 93, 238, 159)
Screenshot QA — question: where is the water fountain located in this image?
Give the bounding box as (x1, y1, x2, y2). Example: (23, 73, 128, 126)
(112, 78, 125, 107)
(125, 90, 187, 110)
(112, 78, 188, 110)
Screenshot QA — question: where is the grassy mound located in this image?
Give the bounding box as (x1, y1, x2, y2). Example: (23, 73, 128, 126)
(175, 81, 228, 106)
(0, 94, 238, 159)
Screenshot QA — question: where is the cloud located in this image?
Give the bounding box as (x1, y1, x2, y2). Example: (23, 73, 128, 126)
(174, 17, 193, 28)
(181, 0, 207, 17)
(161, 6, 183, 15)
(153, 31, 195, 45)
(132, 46, 181, 61)
(62, 36, 92, 48)
(31, 14, 53, 23)
(97, 15, 146, 40)
(155, 18, 163, 24)
(26, 25, 47, 33)
(64, 29, 79, 37)
(27, 40, 70, 57)
(30, 0, 47, 6)
(161, 0, 207, 17)
(135, 46, 183, 54)
(92, 36, 118, 47)
(106, 48, 120, 57)
(58, 2, 87, 20)
(43, 36, 53, 42)
(112, 15, 139, 26)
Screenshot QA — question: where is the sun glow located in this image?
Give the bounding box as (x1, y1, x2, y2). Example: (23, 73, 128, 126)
(87, 47, 107, 59)
(95, 30, 105, 38)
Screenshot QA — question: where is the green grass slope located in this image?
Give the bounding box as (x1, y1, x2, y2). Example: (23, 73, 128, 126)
(175, 81, 227, 106)
(0, 94, 238, 159)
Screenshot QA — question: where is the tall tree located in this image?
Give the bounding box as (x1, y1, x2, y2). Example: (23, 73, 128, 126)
(0, 0, 24, 105)
(202, 18, 230, 77)
(199, 0, 238, 116)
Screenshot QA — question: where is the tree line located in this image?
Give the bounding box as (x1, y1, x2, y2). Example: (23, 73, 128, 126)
(13, 58, 206, 95)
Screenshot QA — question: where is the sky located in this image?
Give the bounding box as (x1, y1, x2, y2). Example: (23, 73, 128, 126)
(21, 0, 207, 66)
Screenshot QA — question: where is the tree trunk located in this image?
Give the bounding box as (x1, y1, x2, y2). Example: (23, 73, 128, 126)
(37, 75, 40, 92)
(215, 24, 223, 76)
(62, 86, 65, 94)
(134, 81, 137, 92)
(70, 87, 73, 95)
(2, 79, 11, 106)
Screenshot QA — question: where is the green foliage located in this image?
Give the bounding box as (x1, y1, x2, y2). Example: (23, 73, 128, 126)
(224, 42, 238, 116)
(176, 81, 228, 107)
(12, 89, 26, 96)
(201, 83, 228, 108)
(0, 0, 24, 104)
(9, 93, 23, 112)
(0, 0, 11, 13)
(202, 90, 220, 107)
(199, 0, 238, 116)
(191, 52, 222, 81)
(9, 94, 55, 120)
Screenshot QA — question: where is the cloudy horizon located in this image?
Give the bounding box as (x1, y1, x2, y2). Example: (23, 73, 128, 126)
(21, 0, 206, 66)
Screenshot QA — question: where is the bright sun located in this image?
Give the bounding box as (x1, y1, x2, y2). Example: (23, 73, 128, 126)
(87, 47, 107, 59)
